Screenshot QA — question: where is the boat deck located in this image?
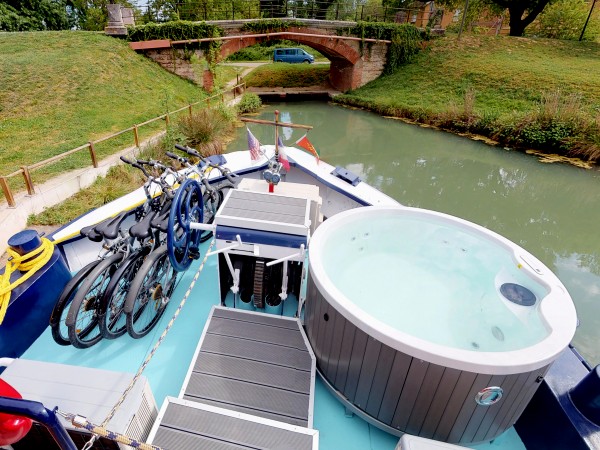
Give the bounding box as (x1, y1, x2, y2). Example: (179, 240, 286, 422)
(20, 239, 525, 450)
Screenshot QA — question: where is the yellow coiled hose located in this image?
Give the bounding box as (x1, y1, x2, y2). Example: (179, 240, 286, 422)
(0, 238, 55, 324)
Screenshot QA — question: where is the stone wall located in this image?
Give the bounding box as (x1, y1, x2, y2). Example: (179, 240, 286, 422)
(145, 48, 204, 84)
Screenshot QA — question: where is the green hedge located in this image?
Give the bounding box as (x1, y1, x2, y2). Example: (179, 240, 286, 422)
(127, 21, 224, 69)
(338, 22, 428, 74)
(127, 20, 223, 41)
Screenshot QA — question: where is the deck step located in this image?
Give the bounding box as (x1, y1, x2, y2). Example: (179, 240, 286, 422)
(148, 307, 317, 449)
(180, 306, 315, 427)
(149, 398, 318, 450)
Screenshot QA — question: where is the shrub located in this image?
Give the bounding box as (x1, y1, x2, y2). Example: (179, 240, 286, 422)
(237, 93, 262, 114)
(177, 107, 234, 156)
(338, 22, 427, 74)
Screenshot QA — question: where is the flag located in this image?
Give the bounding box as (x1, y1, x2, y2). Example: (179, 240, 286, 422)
(247, 127, 261, 161)
(295, 134, 320, 163)
(277, 135, 290, 172)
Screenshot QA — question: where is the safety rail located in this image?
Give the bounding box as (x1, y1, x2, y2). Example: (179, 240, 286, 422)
(0, 82, 246, 208)
(137, 0, 438, 26)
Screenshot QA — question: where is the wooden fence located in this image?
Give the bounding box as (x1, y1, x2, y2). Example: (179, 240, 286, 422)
(0, 83, 246, 208)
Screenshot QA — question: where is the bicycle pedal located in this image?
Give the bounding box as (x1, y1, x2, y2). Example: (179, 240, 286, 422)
(189, 247, 201, 260)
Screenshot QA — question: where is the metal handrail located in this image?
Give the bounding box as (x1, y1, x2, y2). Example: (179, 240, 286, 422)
(135, 0, 436, 24)
(0, 83, 246, 208)
(0, 396, 77, 450)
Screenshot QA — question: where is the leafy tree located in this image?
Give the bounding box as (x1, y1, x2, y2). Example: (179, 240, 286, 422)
(528, 0, 600, 40)
(0, 0, 72, 31)
(436, 0, 555, 36)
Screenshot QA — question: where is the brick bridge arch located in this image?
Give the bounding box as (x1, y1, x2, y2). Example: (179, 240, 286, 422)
(130, 20, 390, 92)
(217, 27, 388, 92)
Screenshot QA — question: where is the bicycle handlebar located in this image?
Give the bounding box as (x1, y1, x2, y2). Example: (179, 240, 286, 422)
(132, 162, 150, 178)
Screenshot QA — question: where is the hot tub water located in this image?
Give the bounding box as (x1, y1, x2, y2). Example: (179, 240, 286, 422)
(323, 213, 548, 352)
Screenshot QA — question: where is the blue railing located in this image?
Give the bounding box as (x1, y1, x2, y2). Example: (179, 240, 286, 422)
(0, 396, 77, 450)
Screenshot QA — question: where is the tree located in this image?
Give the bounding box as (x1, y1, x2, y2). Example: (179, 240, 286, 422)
(0, 0, 72, 31)
(436, 0, 555, 36)
(528, 0, 600, 40)
(494, 0, 552, 35)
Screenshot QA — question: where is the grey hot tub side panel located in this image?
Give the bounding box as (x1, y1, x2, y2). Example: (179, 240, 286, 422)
(304, 280, 550, 445)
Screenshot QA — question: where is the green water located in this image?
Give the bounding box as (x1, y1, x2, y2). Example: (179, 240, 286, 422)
(228, 100, 600, 367)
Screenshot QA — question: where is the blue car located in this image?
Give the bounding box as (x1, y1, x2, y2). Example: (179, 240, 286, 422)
(273, 48, 314, 64)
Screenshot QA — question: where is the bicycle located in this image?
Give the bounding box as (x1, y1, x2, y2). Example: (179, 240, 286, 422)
(51, 157, 179, 347)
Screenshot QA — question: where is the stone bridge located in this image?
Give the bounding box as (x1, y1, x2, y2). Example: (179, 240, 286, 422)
(129, 19, 390, 92)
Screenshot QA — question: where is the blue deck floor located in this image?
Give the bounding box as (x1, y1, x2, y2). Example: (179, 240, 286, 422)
(23, 240, 525, 450)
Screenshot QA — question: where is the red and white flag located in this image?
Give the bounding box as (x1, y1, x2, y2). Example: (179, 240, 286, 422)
(277, 136, 290, 172)
(247, 127, 261, 161)
(295, 134, 320, 163)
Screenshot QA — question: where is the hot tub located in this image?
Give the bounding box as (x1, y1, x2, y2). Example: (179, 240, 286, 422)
(305, 206, 577, 445)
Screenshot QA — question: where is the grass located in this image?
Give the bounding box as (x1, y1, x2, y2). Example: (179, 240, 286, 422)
(336, 35, 600, 159)
(28, 105, 238, 226)
(0, 31, 207, 193)
(244, 63, 331, 88)
(28, 164, 146, 225)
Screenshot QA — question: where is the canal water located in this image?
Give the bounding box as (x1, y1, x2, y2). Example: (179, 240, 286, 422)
(227, 101, 600, 367)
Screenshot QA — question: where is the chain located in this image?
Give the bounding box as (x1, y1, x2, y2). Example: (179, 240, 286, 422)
(101, 239, 216, 428)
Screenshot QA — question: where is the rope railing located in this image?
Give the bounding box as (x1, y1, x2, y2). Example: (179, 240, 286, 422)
(0, 83, 246, 208)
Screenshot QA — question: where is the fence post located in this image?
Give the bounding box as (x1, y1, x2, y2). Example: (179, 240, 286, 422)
(232, 0, 235, 19)
(361, 5, 364, 20)
(165, 114, 170, 127)
(0, 176, 16, 208)
(133, 125, 140, 148)
(89, 142, 98, 168)
(188, 104, 193, 117)
(21, 167, 35, 195)
(336, 3, 339, 20)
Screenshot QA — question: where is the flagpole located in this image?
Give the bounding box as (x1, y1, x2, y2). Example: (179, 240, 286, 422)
(274, 110, 280, 161)
(271, 111, 280, 193)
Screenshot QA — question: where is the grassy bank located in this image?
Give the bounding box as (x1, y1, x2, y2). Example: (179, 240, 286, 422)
(336, 35, 600, 161)
(0, 31, 207, 192)
(244, 63, 331, 88)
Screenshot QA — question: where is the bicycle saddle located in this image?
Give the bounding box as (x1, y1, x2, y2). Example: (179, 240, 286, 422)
(94, 211, 129, 240)
(80, 224, 103, 242)
(152, 210, 170, 233)
(129, 210, 158, 240)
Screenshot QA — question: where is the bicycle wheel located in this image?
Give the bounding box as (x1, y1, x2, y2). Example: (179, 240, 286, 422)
(50, 260, 98, 346)
(99, 248, 148, 340)
(66, 253, 123, 349)
(125, 245, 178, 339)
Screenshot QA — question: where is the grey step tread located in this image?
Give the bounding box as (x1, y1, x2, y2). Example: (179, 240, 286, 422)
(193, 352, 311, 394)
(184, 373, 310, 421)
(153, 401, 315, 450)
(207, 316, 307, 350)
(200, 333, 312, 369)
